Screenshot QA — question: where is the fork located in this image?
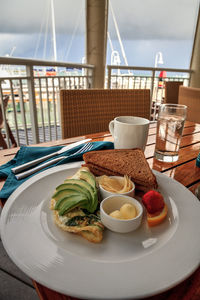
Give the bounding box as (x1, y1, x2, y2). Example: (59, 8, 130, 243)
(15, 143, 93, 180)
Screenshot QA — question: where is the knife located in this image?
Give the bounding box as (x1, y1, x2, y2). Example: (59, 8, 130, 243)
(11, 138, 91, 174)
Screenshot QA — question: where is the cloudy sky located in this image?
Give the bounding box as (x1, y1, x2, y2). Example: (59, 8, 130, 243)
(0, 0, 199, 68)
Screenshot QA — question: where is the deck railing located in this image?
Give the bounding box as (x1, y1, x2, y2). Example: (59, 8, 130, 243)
(106, 65, 192, 121)
(107, 65, 192, 101)
(0, 57, 193, 148)
(0, 57, 94, 147)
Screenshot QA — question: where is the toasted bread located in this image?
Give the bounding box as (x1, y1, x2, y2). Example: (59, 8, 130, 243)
(83, 149, 158, 192)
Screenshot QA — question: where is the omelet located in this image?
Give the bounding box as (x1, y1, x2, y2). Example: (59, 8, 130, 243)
(51, 198, 104, 243)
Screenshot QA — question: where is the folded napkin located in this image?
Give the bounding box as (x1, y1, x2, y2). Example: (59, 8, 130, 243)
(196, 152, 200, 167)
(0, 141, 114, 199)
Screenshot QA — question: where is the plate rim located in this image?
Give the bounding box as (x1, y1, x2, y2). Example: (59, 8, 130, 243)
(1, 162, 200, 299)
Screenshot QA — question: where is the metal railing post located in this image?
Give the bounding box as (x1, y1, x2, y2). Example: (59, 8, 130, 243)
(0, 86, 10, 147)
(90, 68, 94, 88)
(85, 67, 94, 88)
(107, 66, 111, 88)
(151, 70, 156, 121)
(151, 70, 155, 102)
(26, 65, 39, 144)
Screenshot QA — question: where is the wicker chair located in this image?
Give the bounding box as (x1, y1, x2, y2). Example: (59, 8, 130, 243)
(59, 89, 151, 138)
(164, 81, 183, 104)
(178, 86, 200, 124)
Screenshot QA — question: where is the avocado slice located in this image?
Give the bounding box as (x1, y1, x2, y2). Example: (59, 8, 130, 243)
(54, 175, 99, 213)
(52, 189, 80, 202)
(79, 170, 97, 189)
(64, 179, 94, 197)
(56, 183, 91, 200)
(54, 193, 80, 210)
(58, 195, 87, 216)
(78, 171, 98, 211)
(63, 179, 97, 212)
(55, 183, 94, 211)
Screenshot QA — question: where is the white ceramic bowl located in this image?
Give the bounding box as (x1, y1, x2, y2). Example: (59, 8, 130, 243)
(100, 195, 143, 233)
(98, 176, 135, 200)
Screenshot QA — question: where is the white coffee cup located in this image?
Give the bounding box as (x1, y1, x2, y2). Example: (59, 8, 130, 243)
(109, 116, 150, 150)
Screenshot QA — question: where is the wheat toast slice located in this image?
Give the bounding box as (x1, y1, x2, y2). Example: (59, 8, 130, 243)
(83, 148, 158, 192)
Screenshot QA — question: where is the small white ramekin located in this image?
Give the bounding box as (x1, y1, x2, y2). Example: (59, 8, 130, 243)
(98, 176, 135, 200)
(100, 195, 143, 233)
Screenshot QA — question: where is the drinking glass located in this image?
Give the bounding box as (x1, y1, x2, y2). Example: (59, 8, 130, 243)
(154, 104, 187, 162)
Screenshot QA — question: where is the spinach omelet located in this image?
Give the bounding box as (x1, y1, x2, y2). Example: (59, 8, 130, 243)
(50, 167, 104, 243)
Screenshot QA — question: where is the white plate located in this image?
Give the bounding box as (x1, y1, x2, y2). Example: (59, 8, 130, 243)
(1, 161, 200, 300)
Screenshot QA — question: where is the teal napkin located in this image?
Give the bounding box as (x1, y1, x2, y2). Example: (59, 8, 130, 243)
(0, 141, 114, 199)
(196, 152, 200, 167)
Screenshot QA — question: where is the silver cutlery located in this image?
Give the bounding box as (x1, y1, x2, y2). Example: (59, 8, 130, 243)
(11, 138, 91, 175)
(15, 142, 93, 180)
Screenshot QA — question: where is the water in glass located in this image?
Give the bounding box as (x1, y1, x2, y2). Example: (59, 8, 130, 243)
(155, 114, 185, 162)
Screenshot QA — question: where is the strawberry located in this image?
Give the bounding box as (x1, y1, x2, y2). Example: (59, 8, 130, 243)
(142, 190, 165, 214)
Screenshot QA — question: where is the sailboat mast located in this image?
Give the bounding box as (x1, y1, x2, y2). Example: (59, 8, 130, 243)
(107, 31, 114, 53)
(110, 1, 131, 74)
(51, 0, 57, 61)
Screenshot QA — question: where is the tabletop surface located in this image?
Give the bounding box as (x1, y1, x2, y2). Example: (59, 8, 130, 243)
(1, 120, 200, 300)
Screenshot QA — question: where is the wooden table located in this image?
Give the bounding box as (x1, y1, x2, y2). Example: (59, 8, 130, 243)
(1, 120, 200, 300)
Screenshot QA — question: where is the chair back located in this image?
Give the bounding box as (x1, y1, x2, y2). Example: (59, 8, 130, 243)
(178, 86, 200, 123)
(60, 89, 151, 138)
(164, 81, 183, 104)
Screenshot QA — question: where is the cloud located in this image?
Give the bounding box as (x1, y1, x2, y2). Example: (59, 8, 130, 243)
(109, 0, 199, 40)
(0, 33, 37, 56)
(0, 0, 198, 39)
(0, 0, 85, 34)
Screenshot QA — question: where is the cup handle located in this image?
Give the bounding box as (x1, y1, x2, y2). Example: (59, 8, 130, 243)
(109, 120, 114, 136)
